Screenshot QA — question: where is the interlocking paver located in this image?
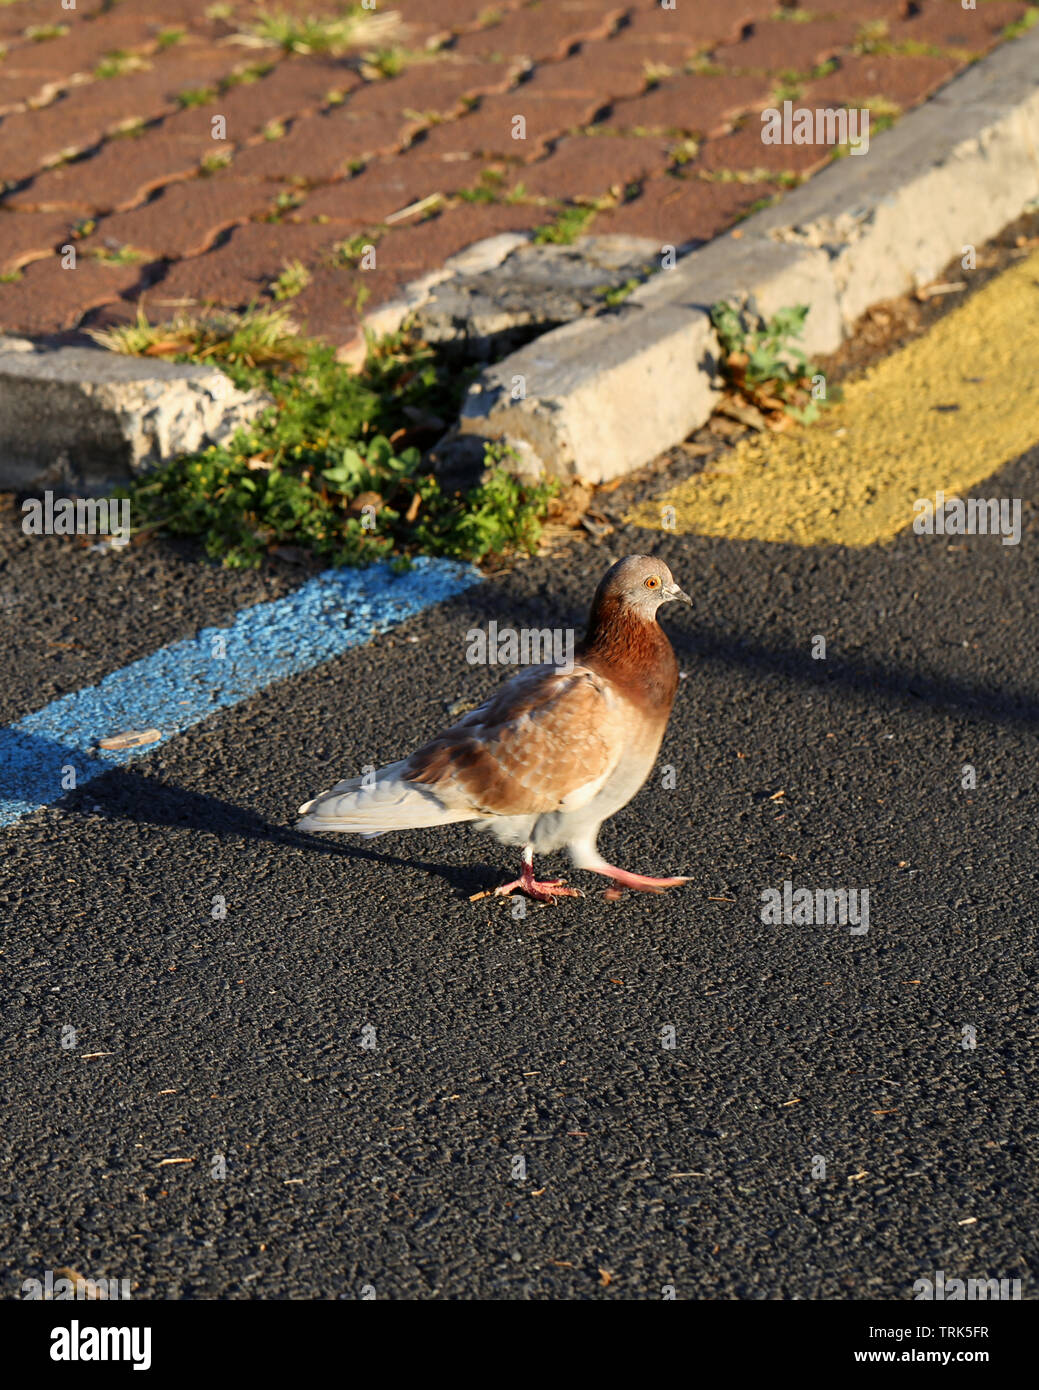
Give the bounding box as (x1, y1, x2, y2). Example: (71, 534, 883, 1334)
(162, 58, 358, 143)
(4, 133, 209, 214)
(714, 18, 861, 72)
(0, 15, 157, 79)
(373, 201, 545, 272)
(886, 0, 1028, 53)
(231, 110, 397, 181)
(452, 2, 626, 64)
(623, 0, 775, 50)
(80, 175, 283, 259)
(0, 252, 143, 335)
(149, 220, 342, 309)
(611, 71, 774, 137)
(0, 43, 247, 182)
(0, 209, 75, 274)
(590, 171, 774, 245)
(694, 123, 833, 179)
(298, 156, 477, 226)
(801, 52, 959, 109)
(0, 0, 1026, 342)
(416, 89, 606, 162)
(510, 134, 673, 201)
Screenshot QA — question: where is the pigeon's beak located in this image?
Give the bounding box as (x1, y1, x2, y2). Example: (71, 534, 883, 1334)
(664, 582, 693, 606)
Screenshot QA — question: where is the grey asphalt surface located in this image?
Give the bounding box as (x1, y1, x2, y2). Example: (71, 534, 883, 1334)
(1, 445, 1036, 1301)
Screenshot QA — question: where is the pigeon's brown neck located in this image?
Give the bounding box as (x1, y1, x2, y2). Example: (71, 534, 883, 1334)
(580, 595, 679, 712)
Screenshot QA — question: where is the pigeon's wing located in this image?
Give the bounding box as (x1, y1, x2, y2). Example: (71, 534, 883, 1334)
(404, 663, 626, 817)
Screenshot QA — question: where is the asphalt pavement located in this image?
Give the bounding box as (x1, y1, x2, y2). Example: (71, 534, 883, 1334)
(1, 425, 1036, 1298)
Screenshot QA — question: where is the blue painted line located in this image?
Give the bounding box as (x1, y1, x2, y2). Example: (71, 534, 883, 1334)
(0, 557, 482, 828)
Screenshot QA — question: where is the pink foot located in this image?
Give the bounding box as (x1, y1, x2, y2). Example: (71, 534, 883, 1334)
(593, 865, 691, 895)
(494, 866, 583, 904)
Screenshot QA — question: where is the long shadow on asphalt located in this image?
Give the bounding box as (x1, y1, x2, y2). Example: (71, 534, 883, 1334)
(61, 768, 500, 899)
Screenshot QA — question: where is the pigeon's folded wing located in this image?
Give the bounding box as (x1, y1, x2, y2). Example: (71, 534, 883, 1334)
(404, 663, 626, 817)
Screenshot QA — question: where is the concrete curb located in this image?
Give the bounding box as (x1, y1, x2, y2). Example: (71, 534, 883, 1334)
(0, 343, 270, 491)
(453, 25, 1039, 483)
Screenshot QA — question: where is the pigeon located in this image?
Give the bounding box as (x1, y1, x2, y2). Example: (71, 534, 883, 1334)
(297, 554, 692, 902)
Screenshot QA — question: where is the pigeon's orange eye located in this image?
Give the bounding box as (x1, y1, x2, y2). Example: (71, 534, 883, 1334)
(645, 576, 661, 590)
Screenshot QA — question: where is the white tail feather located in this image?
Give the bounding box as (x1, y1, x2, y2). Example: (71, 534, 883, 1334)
(296, 759, 477, 835)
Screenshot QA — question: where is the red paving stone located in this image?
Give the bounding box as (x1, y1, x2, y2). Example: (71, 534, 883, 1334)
(452, 3, 626, 64)
(4, 133, 211, 214)
(695, 122, 834, 180)
(623, 1, 776, 51)
(591, 173, 775, 247)
(886, 0, 1028, 54)
(714, 18, 861, 73)
(510, 134, 673, 201)
(0, 254, 144, 336)
(801, 52, 960, 110)
(0, 209, 76, 274)
(150, 220, 343, 309)
(298, 156, 478, 226)
(81, 175, 284, 259)
(611, 71, 775, 137)
(0, 0, 1026, 342)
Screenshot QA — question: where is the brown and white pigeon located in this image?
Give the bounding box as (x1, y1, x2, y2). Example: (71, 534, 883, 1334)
(296, 555, 692, 901)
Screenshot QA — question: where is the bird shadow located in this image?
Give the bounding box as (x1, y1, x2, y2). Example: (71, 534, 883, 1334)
(55, 763, 504, 899)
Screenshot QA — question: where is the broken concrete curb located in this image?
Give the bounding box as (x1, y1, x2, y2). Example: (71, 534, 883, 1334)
(0, 347, 270, 491)
(454, 25, 1039, 483)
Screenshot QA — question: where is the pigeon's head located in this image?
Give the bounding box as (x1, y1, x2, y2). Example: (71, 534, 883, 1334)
(593, 555, 692, 618)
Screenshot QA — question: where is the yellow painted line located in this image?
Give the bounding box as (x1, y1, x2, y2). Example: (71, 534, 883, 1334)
(628, 247, 1039, 547)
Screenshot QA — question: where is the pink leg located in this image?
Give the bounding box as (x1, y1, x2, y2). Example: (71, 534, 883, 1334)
(591, 865, 691, 894)
(495, 847, 583, 904)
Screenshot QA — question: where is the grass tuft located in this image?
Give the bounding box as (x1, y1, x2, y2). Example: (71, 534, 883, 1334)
(90, 307, 556, 569)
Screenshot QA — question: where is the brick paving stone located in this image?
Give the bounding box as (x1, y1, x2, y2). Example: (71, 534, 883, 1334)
(0, 252, 143, 334)
(510, 133, 673, 200)
(516, 46, 653, 100)
(79, 175, 283, 259)
(0, 69, 76, 117)
(0, 1, 94, 43)
(886, 0, 1027, 53)
(714, 18, 859, 72)
(163, 58, 359, 143)
(0, 208, 75, 273)
(394, 0, 526, 29)
(373, 202, 543, 274)
(297, 156, 477, 227)
(590, 171, 775, 246)
(110, 0, 243, 38)
(149, 219, 341, 309)
(415, 90, 607, 162)
(3, 132, 209, 213)
(694, 122, 834, 179)
(817, 0, 916, 17)
(623, 0, 776, 50)
(285, 263, 403, 342)
(346, 57, 508, 119)
(231, 110, 398, 182)
(611, 70, 774, 137)
(0, 44, 245, 183)
(801, 51, 960, 110)
(452, 2, 626, 64)
(0, 15, 158, 79)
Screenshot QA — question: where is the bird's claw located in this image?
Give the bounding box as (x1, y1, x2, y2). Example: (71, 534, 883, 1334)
(494, 876, 583, 904)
